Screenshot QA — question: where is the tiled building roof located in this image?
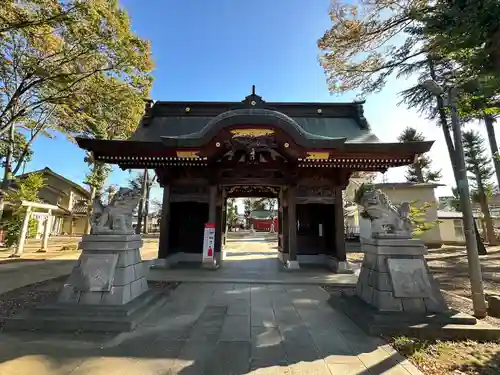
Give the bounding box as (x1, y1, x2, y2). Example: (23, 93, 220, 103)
(71, 200, 88, 215)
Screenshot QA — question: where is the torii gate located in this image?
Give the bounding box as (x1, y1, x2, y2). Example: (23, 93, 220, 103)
(10, 201, 60, 257)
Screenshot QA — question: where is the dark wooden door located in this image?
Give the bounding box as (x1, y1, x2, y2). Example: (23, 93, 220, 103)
(170, 202, 209, 253)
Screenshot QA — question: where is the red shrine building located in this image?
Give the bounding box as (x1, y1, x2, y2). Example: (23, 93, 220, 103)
(248, 210, 278, 232)
(76, 87, 433, 271)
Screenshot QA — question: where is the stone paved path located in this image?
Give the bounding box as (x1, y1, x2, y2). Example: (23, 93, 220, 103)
(149, 238, 360, 286)
(0, 283, 422, 374)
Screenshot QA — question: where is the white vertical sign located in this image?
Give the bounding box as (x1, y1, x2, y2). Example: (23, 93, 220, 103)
(202, 222, 216, 262)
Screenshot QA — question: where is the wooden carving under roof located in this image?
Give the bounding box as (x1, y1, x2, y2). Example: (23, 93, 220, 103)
(225, 185, 279, 197)
(296, 185, 336, 198)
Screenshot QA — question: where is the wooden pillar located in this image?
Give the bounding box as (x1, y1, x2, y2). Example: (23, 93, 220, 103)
(277, 195, 283, 249)
(215, 191, 223, 253)
(221, 193, 227, 247)
(334, 187, 346, 261)
(158, 185, 171, 259)
(208, 185, 217, 223)
(41, 210, 52, 251)
(281, 188, 289, 254)
(287, 185, 298, 261)
(14, 206, 32, 257)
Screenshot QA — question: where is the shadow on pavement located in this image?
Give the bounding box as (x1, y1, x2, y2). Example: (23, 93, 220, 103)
(0, 284, 412, 375)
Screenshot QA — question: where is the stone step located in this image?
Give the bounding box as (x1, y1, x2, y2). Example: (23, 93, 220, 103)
(331, 295, 500, 341)
(4, 289, 168, 333)
(34, 288, 163, 318)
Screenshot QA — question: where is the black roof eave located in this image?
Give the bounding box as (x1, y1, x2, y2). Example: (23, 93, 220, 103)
(75, 137, 434, 157)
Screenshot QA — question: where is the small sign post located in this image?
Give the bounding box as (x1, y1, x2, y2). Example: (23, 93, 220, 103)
(202, 222, 216, 263)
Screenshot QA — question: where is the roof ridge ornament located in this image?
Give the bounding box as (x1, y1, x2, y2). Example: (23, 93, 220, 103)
(242, 85, 266, 107)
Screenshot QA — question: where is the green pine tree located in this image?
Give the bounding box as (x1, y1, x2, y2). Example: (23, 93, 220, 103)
(397, 127, 442, 183)
(462, 130, 497, 245)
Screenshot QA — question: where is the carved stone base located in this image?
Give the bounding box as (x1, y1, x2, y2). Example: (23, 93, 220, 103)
(285, 260, 300, 270)
(326, 258, 354, 274)
(329, 295, 500, 341)
(58, 234, 149, 306)
(4, 234, 167, 333)
(4, 289, 168, 333)
(357, 237, 448, 313)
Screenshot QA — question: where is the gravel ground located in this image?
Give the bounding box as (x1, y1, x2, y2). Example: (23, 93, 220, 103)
(0, 277, 179, 330)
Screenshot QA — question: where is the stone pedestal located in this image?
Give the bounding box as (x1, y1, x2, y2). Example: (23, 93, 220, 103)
(356, 237, 447, 313)
(58, 234, 149, 305)
(5, 234, 168, 333)
(335, 236, 485, 339)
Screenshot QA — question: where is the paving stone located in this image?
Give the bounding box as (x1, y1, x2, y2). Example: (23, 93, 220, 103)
(249, 364, 291, 374)
(325, 361, 371, 375)
(220, 315, 251, 341)
(288, 360, 332, 375)
(309, 330, 354, 359)
(251, 326, 287, 366)
(227, 299, 251, 315)
(204, 341, 251, 375)
(0, 268, 425, 375)
(252, 306, 277, 327)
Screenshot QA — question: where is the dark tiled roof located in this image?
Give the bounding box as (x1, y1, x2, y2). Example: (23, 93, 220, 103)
(71, 200, 88, 215)
(131, 106, 379, 144)
(17, 167, 90, 198)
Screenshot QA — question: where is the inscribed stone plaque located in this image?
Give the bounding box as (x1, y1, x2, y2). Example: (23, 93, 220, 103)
(75, 253, 118, 292)
(387, 258, 432, 298)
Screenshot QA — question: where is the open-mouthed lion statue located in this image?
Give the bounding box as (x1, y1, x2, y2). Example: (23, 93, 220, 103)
(354, 183, 412, 239)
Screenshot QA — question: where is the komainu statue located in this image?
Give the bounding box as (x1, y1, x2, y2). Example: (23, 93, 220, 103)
(354, 183, 412, 238)
(91, 187, 142, 235)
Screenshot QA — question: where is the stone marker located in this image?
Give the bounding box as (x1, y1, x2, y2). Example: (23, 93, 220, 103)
(5, 186, 168, 333)
(388, 258, 432, 298)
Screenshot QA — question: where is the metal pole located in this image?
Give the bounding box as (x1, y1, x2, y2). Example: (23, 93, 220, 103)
(449, 87, 488, 318)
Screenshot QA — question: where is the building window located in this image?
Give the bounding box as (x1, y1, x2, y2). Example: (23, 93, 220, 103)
(453, 219, 464, 239)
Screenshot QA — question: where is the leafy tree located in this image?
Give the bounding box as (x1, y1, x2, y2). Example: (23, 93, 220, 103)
(419, 0, 500, 80)
(397, 127, 442, 183)
(102, 184, 117, 205)
(462, 130, 497, 245)
(0, 0, 153, 225)
(226, 198, 238, 230)
(2, 172, 45, 247)
(409, 201, 440, 238)
(0, 1, 85, 34)
(0, 129, 33, 171)
(318, 0, 490, 254)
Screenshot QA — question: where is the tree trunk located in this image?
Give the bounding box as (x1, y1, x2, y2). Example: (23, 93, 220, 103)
(135, 169, 148, 234)
(479, 192, 497, 245)
(144, 174, 151, 234)
(84, 185, 96, 234)
(413, 161, 425, 182)
(484, 115, 500, 188)
(429, 59, 487, 255)
(0, 123, 16, 223)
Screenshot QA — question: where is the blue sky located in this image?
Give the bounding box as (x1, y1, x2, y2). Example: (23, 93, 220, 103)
(22, 0, 496, 204)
